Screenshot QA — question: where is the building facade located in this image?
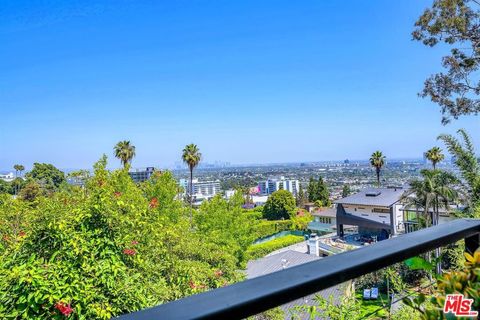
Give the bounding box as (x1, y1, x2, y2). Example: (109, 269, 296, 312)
(335, 187, 405, 240)
(179, 178, 221, 203)
(258, 177, 299, 196)
(129, 167, 156, 183)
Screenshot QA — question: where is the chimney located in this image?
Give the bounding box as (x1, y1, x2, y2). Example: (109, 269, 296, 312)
(308, 233, 319, 256)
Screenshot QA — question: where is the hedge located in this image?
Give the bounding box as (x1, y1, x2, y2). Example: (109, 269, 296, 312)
(246, 235, 305, 260)
(253, 220, 292, 239)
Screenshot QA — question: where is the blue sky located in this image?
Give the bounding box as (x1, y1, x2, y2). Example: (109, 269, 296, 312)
(1, 0, 479, 170)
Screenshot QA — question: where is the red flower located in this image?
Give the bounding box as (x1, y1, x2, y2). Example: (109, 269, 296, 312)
(2, 234, 10, 241)
(123, 248, 136, 256)
(18, 231, 26, 237)
(114, 191, 122, 198)
(55, 301, 73, 316)
(214, 269, 223, 278)
(189, 280, 196, 289)
(131, 240, 139, 245)
(149, 197, 158, 209)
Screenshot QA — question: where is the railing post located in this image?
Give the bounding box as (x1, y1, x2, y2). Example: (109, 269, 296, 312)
(465, 233, 480, 255)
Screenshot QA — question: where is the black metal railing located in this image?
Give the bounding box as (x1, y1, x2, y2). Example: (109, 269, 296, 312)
(118, 219, 480, 320)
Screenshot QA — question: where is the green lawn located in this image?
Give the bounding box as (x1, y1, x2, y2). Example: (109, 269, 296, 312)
(355, 292, 389, 319)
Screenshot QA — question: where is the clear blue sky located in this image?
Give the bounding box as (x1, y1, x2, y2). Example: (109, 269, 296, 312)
(1, 0, 479, 170)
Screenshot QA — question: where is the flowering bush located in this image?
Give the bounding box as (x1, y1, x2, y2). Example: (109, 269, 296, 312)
(0, 156, 249, 319)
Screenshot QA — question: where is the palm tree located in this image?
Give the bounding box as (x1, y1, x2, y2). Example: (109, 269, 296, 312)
(114, 141, 136, 168)
(438, 129, 480, 213)
(13, 164, 24, 178)
(369, 151, 385, 187)
(13, 164, 24, 195)
(182, 144, 201, 223)
(424, 147, 444, 170)
(401, 169, 459, 274)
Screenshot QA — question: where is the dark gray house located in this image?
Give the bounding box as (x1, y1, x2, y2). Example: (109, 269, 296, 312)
(334, 187, 405, 240)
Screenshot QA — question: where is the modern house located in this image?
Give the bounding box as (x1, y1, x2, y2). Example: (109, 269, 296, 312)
(258, 176, 299, 196)
(334, 187, 405, 240)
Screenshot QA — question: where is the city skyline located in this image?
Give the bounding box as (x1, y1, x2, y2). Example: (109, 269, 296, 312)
(2, 0, 480, 169)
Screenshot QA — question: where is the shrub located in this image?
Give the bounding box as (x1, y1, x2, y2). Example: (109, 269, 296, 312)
(246, 235, 304, 260)
(253, 220, 292, 239)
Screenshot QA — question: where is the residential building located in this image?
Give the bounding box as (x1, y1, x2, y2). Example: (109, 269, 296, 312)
(258, 176, 299, 196)
(0, 172, 15, 182)
(307, 207, 336, 234)
(179, 178, 221, 204)
(129, 167, 156, 183)
(335, 187, 406, 240)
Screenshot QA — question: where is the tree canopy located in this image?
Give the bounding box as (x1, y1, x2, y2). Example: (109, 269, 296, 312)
(25, 163, 66, 191)
(263, 190, 296, 220)
(413, 0, 480, 124)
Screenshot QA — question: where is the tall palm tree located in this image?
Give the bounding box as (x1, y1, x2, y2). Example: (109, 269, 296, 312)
(424, 146, 445, 170)
(13, 164, 24, 178)
(13, 164, 24, 195)
(182, 144, 201, 223)
(369, 151, 385, 187)
(438, 129, 480, 213)
(114, 141, 136, 168)
(401, 169, 459, 274)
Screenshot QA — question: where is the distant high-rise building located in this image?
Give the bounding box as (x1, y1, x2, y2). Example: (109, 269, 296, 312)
(129, 167, 156, 183)
(258, 177, 299, 196)
(344, 159, 350, 165)
(179, 178, 221, 203)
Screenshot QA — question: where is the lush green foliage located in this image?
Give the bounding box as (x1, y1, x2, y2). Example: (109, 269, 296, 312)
(404, 250, 480, 319)
(25, 163, 66, 192)
(253, 220, 293, 239)
(439, 129, 480, 213)
(263, 190, 296, 220)
(413, 0, 480, 124)
(246, 235, 304, 261)
(307, 177, 331, 206)
(0, 157, 252, 319)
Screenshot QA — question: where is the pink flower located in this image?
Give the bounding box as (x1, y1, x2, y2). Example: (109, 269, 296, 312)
(114, 191, 122, 198)
(131, 240, 139, 245)
(18, 231, 26, 237)
(55, 301, 73, 316)
(123, 248, 136, 256)
(189, 280, 196, 289)
(214, 269, 223, 278)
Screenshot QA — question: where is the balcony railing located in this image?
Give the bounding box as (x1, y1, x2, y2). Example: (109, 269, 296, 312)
(118, 219, 480, 320)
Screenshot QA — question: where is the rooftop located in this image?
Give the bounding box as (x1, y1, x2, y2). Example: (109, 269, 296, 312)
(334, 187, 406, 207)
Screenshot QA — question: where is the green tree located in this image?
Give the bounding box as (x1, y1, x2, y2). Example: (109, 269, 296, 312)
(0, 179, 12, 195)
(12, 164, 25, 195)
(13, 164, 24, 178)
(370, 151, 385, 187)
(342, 185, 351, 198)
(114, 140, 136, 168)
(438, 129, 480, 212)
(263, 190, 296, 220)
(25, 163, 65, 191)
(307, 177, 330, 206)
(413, 0, 480, 124)
(296, 184, 307, 207)
(182, 143, 202, 224)
(18, 180, 42, 201)
(402, 169, 459, 273)
(424, 146, 444, 170)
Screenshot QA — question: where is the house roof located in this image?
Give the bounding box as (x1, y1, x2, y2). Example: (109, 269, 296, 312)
(335, 187, 406, 207)
(246, 250, 344, 319)
(312, 207, 337, 218)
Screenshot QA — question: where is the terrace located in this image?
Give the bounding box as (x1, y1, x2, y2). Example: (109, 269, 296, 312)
(118, 218, 480, 319)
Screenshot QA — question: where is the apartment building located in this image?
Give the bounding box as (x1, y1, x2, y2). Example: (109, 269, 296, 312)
(258, 176, 299, 196)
